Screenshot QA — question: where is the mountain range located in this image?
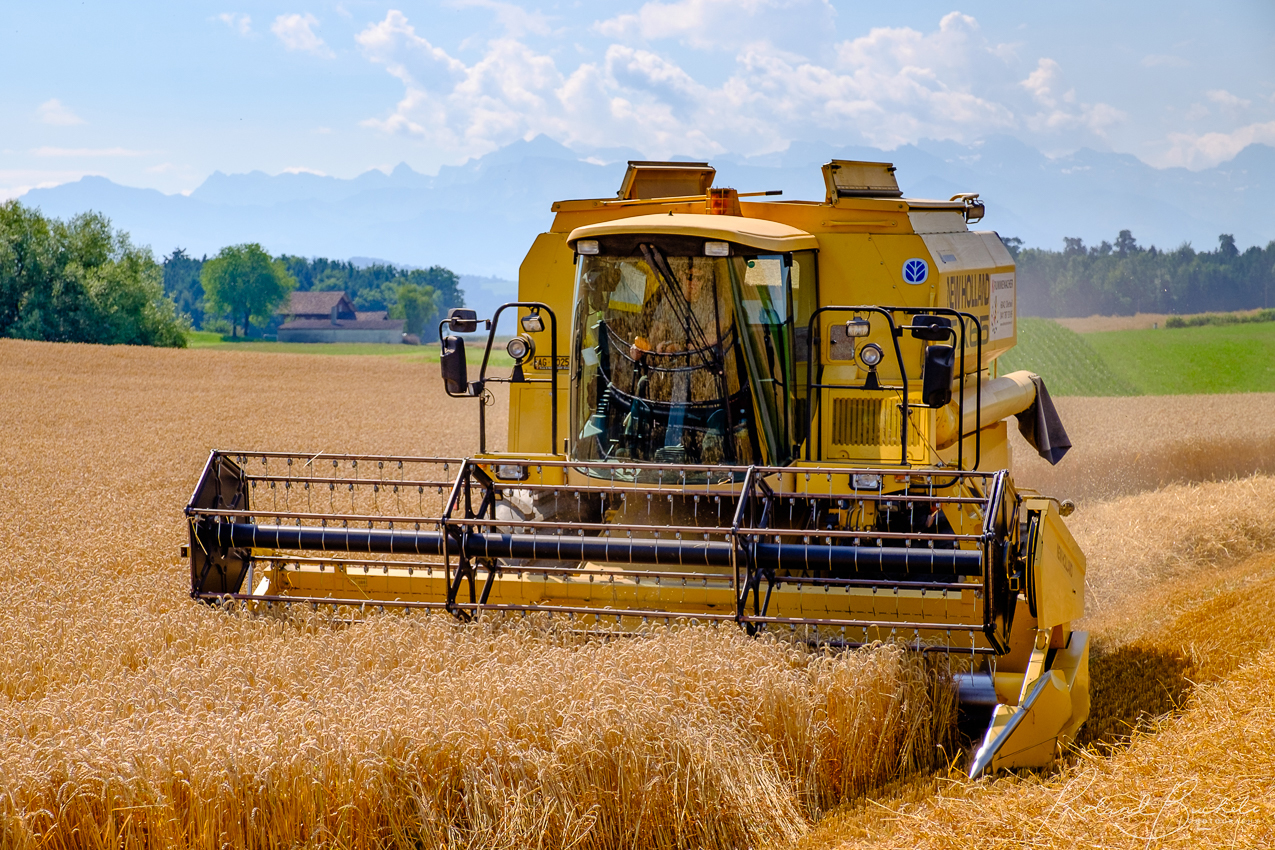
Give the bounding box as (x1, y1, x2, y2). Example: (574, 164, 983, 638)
(19, 135, 1275, 302)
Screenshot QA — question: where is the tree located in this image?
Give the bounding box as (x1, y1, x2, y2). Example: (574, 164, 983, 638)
(391, 283, 437, 338)
(1114, 230, 1139, 257)
(162, 248, 206, 328)
(200, 243, 296, 337)
(0, 200, 188, 346)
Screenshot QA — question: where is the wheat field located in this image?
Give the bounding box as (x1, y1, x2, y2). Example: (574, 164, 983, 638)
(5, 338, 1274, 849)
(1009, 393, 1275, 502)
(0, 339, 953, 849)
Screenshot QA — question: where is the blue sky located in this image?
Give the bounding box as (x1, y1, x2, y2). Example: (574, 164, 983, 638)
(3, 0, 1273, 199)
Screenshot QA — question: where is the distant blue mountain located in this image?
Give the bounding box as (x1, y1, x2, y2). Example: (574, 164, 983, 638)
(20, 135, 1275, 280)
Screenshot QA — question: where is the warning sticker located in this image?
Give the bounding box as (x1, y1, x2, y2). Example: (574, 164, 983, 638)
(989, 273, 1015, 341)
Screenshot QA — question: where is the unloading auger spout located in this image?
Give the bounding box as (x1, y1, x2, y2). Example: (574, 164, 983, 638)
(184, 159, 1090, 776)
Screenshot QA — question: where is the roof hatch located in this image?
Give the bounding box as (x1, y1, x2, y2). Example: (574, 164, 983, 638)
(821, 160, 903, 202)
(618, 161, 716, 200)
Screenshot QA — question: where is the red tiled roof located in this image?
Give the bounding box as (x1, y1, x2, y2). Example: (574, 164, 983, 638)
(282, 290, 356, 317)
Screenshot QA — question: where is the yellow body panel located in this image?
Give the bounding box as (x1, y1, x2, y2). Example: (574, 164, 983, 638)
(979, 631, 1090, 772)
(266, 562, 986, 636)
(1025, 496, 1087, 629)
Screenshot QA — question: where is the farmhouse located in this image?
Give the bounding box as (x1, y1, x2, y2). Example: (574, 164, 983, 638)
(276, 291, 405, 344)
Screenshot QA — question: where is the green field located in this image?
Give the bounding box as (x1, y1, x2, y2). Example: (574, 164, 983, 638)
(1001, 317, 1275, 396)
(186, 331, 515, 368)
(1087, 321, 1275, 394)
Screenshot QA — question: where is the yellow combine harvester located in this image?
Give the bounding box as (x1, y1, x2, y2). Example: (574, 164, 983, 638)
(185, 160, 1088, 775)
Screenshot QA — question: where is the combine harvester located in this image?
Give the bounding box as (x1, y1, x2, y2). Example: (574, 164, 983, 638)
(185, 161, 1088, 775)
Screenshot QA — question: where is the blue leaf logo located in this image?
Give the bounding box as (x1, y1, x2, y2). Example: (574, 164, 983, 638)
(902, 258, 929, 284)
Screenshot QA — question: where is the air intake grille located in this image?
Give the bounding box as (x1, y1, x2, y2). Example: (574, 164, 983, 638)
(831, 398, 901, 446)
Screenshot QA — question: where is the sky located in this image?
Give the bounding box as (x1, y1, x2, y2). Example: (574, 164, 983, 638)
(2, 0, 1274, 200)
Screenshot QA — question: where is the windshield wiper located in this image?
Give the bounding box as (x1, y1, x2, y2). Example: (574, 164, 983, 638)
(637, 242, 737, 461)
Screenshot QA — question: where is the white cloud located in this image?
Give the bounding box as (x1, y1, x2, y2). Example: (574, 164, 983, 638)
(1018, 57, 1125, 137)
(281, 166, 327, 175)
(1020, 57, 1062, 107)
(354, 8, 1133, 162)
(1206, 89, 1251, 109)
(36, 99, 84, 126)
(272, 13, 333, 57)
(217, 12, 252, 36)
(1156, 121, 1275, 170)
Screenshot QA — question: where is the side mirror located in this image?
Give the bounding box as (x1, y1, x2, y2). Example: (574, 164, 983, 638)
(921, 344, 955, 407)
(910, 314, 953, 341)
(440, 335, 468, 394)
(447, 308, 479, 333)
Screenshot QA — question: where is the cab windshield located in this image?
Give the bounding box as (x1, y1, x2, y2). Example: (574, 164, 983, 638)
(571, 240, 809, 468)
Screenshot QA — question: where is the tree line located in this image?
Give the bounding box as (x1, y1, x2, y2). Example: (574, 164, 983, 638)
(8, 199, 1272, 348)
(165, 251, 464, 341)
(0, 200, 466, 347)
(1011, 231, 1275, 318)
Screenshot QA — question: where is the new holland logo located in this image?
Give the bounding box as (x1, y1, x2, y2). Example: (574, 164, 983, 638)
(902, 258, 929, 284)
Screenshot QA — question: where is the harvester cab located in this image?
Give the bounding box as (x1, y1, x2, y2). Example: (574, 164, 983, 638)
(185, 159, 1088, 776)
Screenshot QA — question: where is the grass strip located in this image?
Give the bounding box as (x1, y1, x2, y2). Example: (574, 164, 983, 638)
(1086, 320, 1275, 394)
(999, 318, 1137, 396)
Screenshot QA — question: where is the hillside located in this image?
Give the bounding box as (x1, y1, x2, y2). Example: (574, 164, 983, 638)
(1000, 318, 1136, 396)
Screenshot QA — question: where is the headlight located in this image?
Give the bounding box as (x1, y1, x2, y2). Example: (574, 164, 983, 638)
(858, 342, 883, 367)
(506, 335, 534, 363)
(851, 474, 882, 490)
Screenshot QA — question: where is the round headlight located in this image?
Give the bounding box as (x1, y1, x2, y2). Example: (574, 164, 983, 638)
(506, 335, 534, 363)
(858, 342, 883, 368)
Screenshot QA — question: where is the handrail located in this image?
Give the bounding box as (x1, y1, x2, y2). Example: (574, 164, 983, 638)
(802, 305, 983, 470)
(439, 301, 560, 455)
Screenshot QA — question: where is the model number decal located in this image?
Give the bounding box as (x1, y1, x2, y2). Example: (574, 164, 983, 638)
(531, 355, 569, 371)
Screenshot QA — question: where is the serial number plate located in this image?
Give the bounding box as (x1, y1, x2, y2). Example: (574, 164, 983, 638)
(531, 355, 569, 371)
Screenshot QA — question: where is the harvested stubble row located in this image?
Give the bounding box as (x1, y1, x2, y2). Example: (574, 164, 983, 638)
(0, 340, 951, 850)
(796, 474, 1275, 848)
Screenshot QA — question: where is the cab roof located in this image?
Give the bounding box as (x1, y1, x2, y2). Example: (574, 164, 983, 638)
(567, 212, 819, 254)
